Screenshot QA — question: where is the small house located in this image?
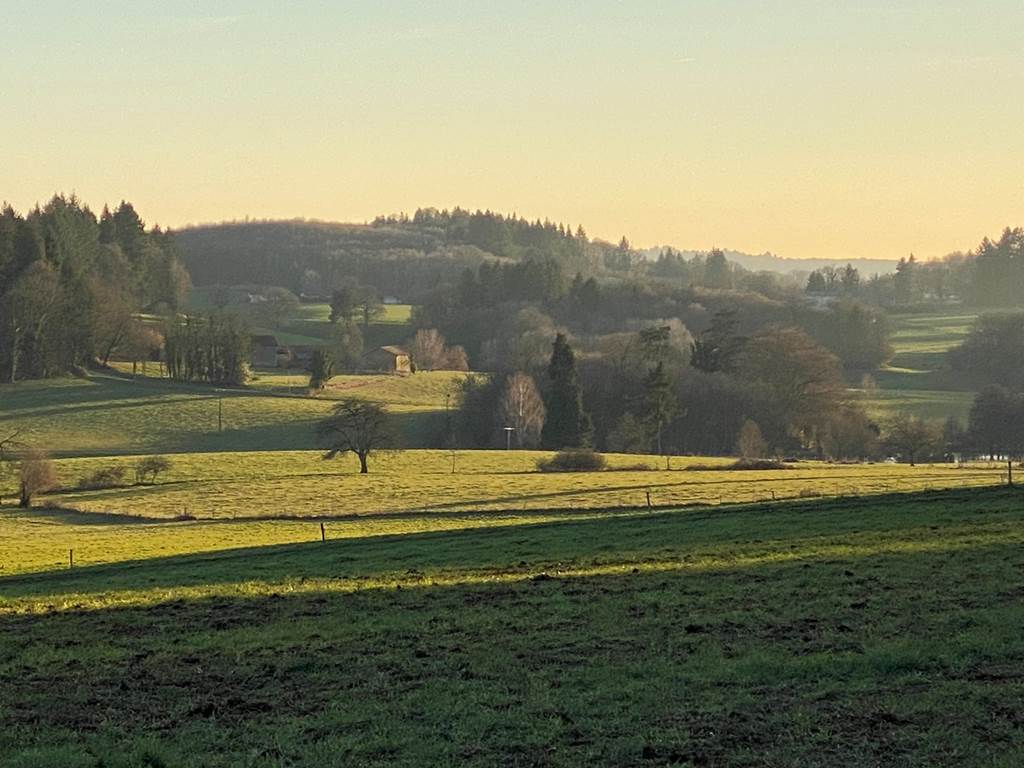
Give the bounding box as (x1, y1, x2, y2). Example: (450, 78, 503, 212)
(364, 345, 412, 375)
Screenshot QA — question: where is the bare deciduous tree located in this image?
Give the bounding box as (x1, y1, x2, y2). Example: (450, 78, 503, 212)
(19, 448, 56, 508)
(409, 329, 448, 371)
(736, 419, 768, 459)
(499, 372, 546, 448)
(317, 399, 392, 473)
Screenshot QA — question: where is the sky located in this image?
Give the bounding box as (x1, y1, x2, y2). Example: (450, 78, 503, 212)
(3, 1, 1023, 260)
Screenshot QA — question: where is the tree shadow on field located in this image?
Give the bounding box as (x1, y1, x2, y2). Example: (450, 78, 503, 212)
(1, 526, 1023, 768)
(2, 487, 1021, 603)
(2, 505, 172, 526)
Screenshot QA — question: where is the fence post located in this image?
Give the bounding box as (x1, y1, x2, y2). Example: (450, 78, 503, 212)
(69, 549, 73, 569)
(320, 522, 326, 542)
(646, 490, 652, 510)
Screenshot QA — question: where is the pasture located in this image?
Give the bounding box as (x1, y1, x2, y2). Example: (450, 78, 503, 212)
(0, 448, 1008, 576)
(0, 371, 466, 456)
(2, 486, 1023, 766)
(855, 311, 979, 422)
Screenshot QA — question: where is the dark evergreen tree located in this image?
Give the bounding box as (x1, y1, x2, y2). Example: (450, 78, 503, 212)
(541, 333, 592, 449)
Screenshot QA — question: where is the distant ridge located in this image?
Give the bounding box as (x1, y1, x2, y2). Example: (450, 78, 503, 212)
(641, 247, 899, 275)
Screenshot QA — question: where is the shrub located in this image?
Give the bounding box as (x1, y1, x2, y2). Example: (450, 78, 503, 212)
(77, 466, 127, 490)
(685, 459, 789, 471)
(731, 458, 787, 471)
(537, 449, 607, 473)
(136, 456, 173, 484)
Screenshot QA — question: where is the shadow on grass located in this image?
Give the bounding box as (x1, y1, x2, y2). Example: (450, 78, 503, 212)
(4, 535, 1022, 768)
(3, 486, 1021, 602)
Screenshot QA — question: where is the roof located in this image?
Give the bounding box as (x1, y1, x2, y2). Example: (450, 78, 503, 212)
(251, 335, 279, 347)
(376, 345, 409, 357)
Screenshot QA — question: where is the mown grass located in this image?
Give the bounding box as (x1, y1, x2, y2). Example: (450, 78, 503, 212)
(1, 487, 1022, 766)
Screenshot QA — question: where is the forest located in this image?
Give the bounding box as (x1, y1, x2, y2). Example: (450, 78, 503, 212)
(0, 196, 187, 382)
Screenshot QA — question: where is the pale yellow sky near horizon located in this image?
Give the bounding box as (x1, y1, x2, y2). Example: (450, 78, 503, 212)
(4, 2, 1023, 260)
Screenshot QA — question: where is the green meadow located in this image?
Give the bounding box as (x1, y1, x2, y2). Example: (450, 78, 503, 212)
(2, 487, 1023, 766)
(855, 311, 980, 423)
(0, 371, 466, 456)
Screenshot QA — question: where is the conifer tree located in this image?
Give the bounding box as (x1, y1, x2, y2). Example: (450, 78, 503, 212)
(541, 333, 592, 449)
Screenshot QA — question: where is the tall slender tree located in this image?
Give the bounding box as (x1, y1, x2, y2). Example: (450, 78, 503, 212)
(541, 333, 592, 449)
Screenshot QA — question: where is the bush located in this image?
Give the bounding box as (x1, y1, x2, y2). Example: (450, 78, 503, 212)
(685, 459, 789, 471)
(136, 456, 173, 484)
(77, 466, 127, 490)
(537, 449, 607, 473)
(731, 458, 787, 470)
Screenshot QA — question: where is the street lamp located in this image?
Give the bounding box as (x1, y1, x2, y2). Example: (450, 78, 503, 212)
(503, 426, 515, 450)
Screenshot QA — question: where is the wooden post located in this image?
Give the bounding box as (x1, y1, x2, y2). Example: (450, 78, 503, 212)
(646, 490, 652, 509)
(1009, 459, 1014, 487)
(320, 522, 326, 542)
(771, 490, 776, 501)
(69, 549, 73, 569)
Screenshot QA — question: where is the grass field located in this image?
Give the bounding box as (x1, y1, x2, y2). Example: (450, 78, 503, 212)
(855, 311, 980, 423)
(0, 449, 1009, 576)
(0, 371, 466, 456)
(2, 486, 1023, 766)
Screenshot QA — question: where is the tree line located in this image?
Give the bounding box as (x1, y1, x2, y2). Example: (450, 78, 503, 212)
(805, 227, 1024, 308)
(0, 196, 188, 382)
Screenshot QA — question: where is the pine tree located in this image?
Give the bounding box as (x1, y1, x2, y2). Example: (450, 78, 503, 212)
(541, 333, 592, 449)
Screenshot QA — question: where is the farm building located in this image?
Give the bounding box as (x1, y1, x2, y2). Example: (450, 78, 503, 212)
(250, 335, 290, 369)
(364, 345, 412, 374)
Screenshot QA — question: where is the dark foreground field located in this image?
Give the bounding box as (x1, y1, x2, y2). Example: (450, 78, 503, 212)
(2, 489, 1023, 767)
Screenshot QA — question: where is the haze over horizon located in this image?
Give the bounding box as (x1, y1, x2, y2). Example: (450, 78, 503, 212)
(5, 1, 1023, 261)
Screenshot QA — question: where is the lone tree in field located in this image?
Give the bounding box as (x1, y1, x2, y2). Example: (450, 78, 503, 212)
(308, 348, 335, 391)
(541, 333, 592, 449)
(135, 455, 173, 484)
(19, 449, 56, 508)
(317, 399, 392, 473)
(885, 413, 942, 466)
(499, 372, 546, 448)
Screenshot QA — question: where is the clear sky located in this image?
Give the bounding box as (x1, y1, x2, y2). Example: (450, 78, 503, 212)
(3, 1, 1022, 259)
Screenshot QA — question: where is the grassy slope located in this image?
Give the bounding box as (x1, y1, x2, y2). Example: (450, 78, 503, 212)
(855, 311, 979, 422)
(0, 371, 467, 457)
(2, 487, 1022, 767)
